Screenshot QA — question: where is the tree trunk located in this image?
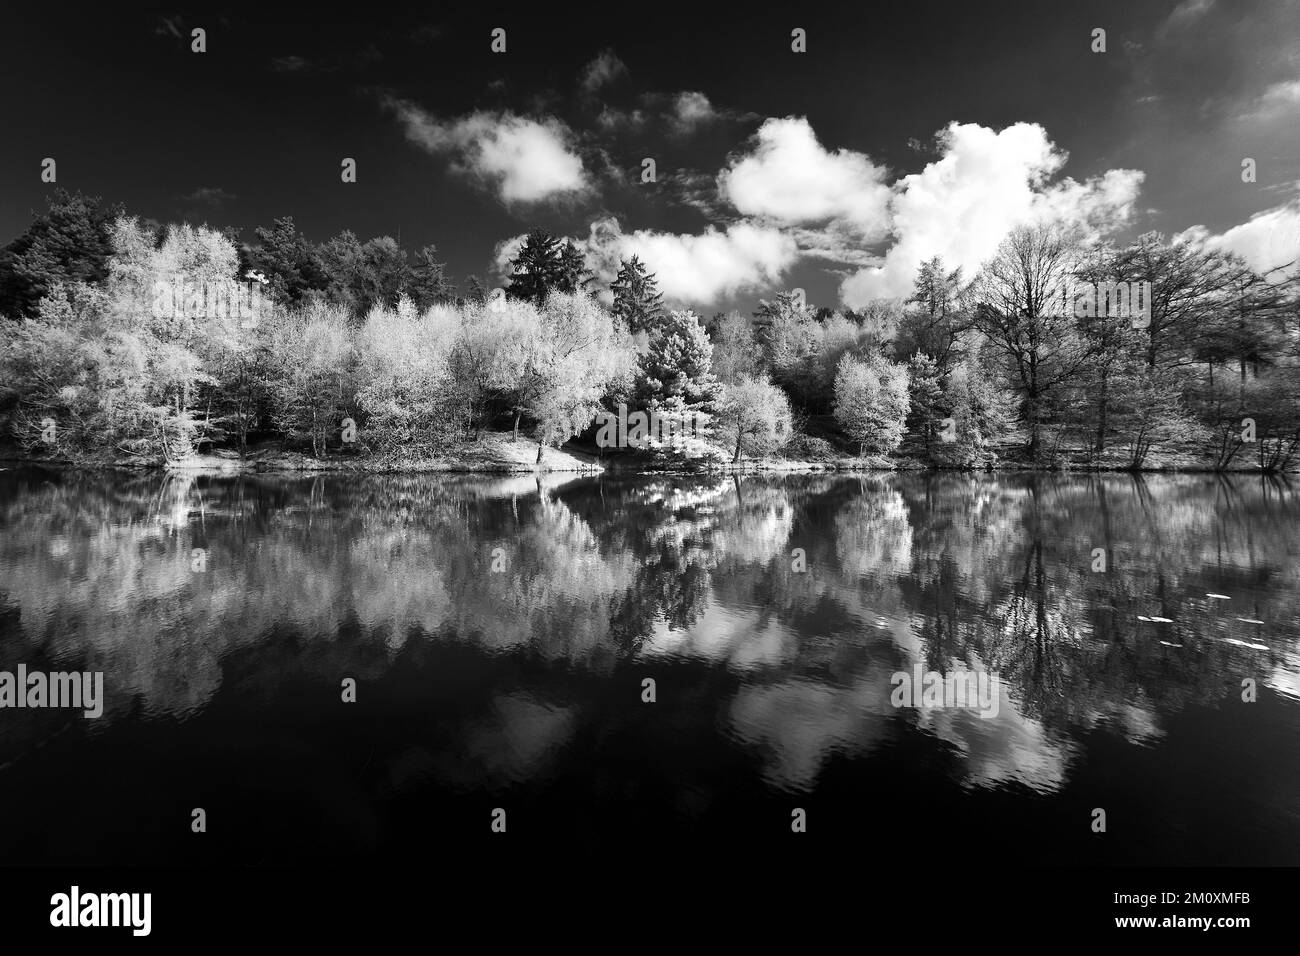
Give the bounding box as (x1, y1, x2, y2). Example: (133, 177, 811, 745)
(513, 409, 521, 442)
(1094, 377, 1108, 454)
(536, 441, 544, 464)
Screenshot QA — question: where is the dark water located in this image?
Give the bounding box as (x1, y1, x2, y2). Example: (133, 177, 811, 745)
(1, 466, 1297, 866)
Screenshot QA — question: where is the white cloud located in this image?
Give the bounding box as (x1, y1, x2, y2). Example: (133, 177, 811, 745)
(385, 100, 589, 203)
(840, 122, 1143, 305)
(613, 221, 797, 305)
(1175, 200, 1300, 275)
(1241, 79, 1300, 121)
(490, 233, 529, 283)
(492, 217, 798, 307)
(670, 91, 717, 134)
(718, 117, 891, 235)
(581, 50, 627, 93)
(1163, 0, 1216, 30)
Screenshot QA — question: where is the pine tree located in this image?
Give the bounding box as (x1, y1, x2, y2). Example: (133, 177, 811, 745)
(409, 244, 453, 311)
(506, 229, 563, 306)
(252, 216, 328, 307)
(463, 275, 488, 307)
(609, 255, 665, 334)
(555, 240, 593, 295)
(0, 190, 122, 318)
(634, 309, 722, 415)
(906, 352, 945, 453)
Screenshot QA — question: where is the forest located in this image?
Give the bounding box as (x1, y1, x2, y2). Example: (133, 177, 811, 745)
(1, 190, 1297, 471)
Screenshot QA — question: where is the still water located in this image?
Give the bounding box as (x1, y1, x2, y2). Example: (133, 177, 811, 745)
(1, 467, 1297, 865)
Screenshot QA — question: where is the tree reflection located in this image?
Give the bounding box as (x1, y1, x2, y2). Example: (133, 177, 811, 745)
(0, 467, 1297, 795)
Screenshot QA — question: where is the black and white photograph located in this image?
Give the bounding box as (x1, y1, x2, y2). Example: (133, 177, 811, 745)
(1, 0, 1298, 939)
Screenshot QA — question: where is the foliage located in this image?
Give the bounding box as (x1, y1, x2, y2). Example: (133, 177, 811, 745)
(833, 353, 911, 456)
(716, 375, 793, 462)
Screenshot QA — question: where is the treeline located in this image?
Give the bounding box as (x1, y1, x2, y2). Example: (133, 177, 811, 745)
(1, 190, 1298, 470)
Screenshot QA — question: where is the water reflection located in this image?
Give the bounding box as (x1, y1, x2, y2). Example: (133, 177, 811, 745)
(1, 468, 1297, 862)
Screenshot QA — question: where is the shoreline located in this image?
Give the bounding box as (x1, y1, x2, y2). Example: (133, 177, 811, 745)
(1, 452, 1293, 478)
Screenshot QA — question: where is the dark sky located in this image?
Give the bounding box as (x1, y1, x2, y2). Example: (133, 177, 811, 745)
(2, 0, 1296, 312)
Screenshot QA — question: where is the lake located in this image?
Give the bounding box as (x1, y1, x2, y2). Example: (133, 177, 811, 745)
(1, 466, 1297, 866)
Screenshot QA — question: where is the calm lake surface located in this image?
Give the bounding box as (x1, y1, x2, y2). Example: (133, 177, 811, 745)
(1, 466, 1298, 866)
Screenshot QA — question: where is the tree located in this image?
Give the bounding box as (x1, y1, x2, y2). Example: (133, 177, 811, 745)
(1110, 365, 1202, 470)
(506, 230, 563, 306)
(462, 275, 489, 307)
(447, 299, 527, 438)
(0, 190, 122, 318)
(317, 232, 411, 318)
(1111, 232, 1247, 370)
(810, 312, 871, 410)
(108, 218, 243, 460)
(906, 352, 945, 454)
(754, 290, 819, 407)
(717, 376, 793, 462)
(0, 281, 126, 458)
(941, 354, 1015, 465)
(555, 240, 593, 295)
(634, 309, 722, 415)
(409, 245, 453, 312)
(853, 298, 905, 351)
(252, 217, 328, 307)
(896, 256, 967, 373)
(353, 295, 461, 455)
(833, 353, 910, 456)
(709, 311, 763, 385)
(2, 217, 245, 463)
(526, 292, 635, 462)
(969, 224, 1090, 463)
(609, 255, 666, 334)
(268, 303, 356, 456)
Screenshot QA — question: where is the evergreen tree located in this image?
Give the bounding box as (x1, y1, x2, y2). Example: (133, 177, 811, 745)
(317, 232, 411, 317)
(555, 240, 593, 295)
(409, 244, 453, 311)
(906, 352, 945, 453)
(463, 275, 488, 307)
(609, 255, 665, 334)
(634, 309, 722, 418)
(506, 230, 563, 306)
(0, 190, 122, 318)
(252, 216, 328, 307)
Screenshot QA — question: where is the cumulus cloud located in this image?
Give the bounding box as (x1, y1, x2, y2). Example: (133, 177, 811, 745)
(718, 117, 892, 235)
(491, 217, 798, 307)
(670, 91, 718, 134)
(616, 221, 798, 304)
(490, 233, 529, 283)
(384, 99, 589, 203)
(581, 50, 627, 93)
(840, 122, 1143, 305)
(1175, 200, 1300, 275)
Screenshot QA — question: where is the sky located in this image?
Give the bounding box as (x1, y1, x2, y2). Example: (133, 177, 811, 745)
(1, 0, 1297, 314)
